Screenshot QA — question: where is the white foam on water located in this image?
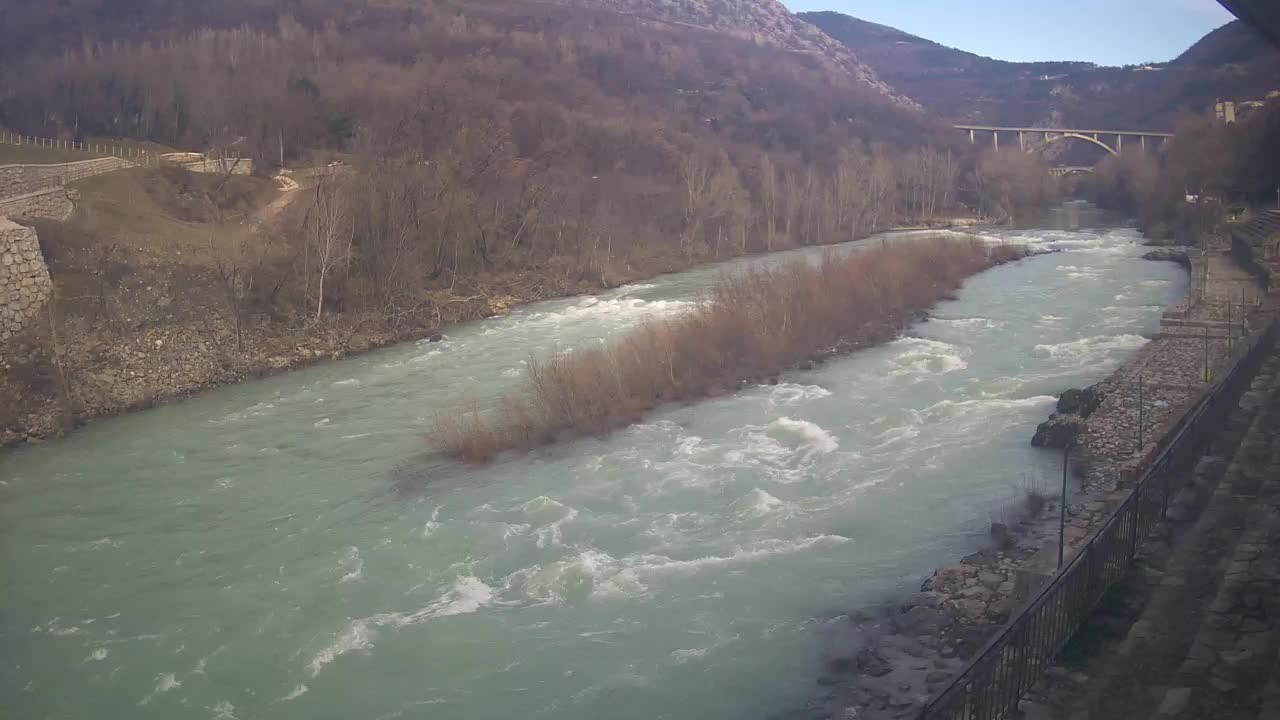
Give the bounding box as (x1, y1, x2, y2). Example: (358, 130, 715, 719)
(887, 338, 968, 376)
(870, 423, 920, 450)
(670, 648, 707, 664)
(212, 401, 276, 425)
(518, 496, 580, 548)
(1057, 264, 1105, 280)
(85, 648, 109, 662)
(139, 673, 181, 705)
(309, 577, 495, 676)
(333, 378, 360, 387)
(501, 367, 522, 378)
(209, 700, 238, 719)
(88, 538, 120, 550)
(932, 317, 1002, 331)
(511, 534, 847, 604)
(918, 396, 1057, 431)
(771, 417, 838, 454)
(280, 684, 308, 701)
(44, 617, 82, 636)
(629, 535, 850, 575)
(721, 418, 844, 483)
(747, 488, 785, 516)
(513, 296, 695, 335)
(338, 546, 364, 584)
(768, 383, 833, 406)
(308, 620, 373, 677)
(1034, 334, 1147, 368)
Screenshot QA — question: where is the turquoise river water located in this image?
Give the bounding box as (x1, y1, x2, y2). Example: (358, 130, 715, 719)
(0, 206, 1187, 720)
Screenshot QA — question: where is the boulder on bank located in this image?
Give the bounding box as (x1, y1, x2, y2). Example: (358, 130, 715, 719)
(1056, 384, 1105, 418)
(1142, 247, 1191, 269)
(1032, 414, 1085, 448)
(854, 647, 892, 677)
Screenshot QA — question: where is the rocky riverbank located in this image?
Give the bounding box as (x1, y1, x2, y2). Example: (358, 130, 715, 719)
(3, 223, 994, 450)
(0, 268, 617, 449)
(790, 242, 1267, 720)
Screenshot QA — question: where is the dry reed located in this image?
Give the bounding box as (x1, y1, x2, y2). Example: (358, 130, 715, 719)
(433, 235, 1026, 462)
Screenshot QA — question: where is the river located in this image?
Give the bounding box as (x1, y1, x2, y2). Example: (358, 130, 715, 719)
(0, 205, 1187, 720)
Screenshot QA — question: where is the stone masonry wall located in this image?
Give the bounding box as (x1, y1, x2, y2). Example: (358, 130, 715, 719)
(0, 217, 52, 342)
(0, 187, 74, 222)
(0, 157, 135, 199)
(180, 158, 255, 175)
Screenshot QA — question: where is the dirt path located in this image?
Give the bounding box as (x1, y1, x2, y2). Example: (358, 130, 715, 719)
(245, 173, 302, 234)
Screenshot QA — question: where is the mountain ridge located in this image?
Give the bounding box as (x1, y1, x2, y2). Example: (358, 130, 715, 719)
(801, 12, 1280, 130)
(541, 0, 921, 110)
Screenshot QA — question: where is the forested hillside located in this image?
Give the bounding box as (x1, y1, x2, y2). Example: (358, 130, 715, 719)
(804, 12, 1280, 130)
(4, 0, 1050, 443)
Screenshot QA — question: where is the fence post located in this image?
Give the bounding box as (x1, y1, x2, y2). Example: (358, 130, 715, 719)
(1204, 327, 1211, 383)
(1130, 489, 1141, 561)
(1059, 444, 1070, 569)
(1137, 374, 1145, 454)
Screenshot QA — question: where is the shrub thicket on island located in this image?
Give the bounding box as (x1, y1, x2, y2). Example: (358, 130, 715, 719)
(433, 235, 1027, 462)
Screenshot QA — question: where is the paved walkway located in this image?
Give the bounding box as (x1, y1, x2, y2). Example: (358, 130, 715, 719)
(1025, 345, 1280, 719)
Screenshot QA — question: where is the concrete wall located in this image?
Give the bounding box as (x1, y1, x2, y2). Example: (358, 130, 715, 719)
(0, 157, 135, 199)
(0, 217, 52, 342)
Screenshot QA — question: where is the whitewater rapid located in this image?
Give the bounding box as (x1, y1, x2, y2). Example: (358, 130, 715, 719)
(0, 212, 1187, 720)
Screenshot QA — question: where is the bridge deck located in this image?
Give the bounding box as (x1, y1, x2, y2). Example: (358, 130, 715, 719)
(954, 124, 1174, 137)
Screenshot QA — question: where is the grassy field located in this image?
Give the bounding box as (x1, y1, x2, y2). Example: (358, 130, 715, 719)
(0, 143, 107, 165)
(53, 168, 278, 264)
(0, 137, 179, 166)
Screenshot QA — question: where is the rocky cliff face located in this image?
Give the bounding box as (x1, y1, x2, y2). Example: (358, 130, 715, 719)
(546, 0, 920, 110)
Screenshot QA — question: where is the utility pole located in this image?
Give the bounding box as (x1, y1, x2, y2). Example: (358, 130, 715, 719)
(1059, 443, 1070, 570)
(1228, 299, 1233, 354)
(1204, 326, 1211, 383)
(1137, 374, 1145, 454)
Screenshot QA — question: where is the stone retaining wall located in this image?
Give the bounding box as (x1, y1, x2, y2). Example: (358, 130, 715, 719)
(0, 186, 74, 222)
(0, 157, 134, 199)
(0, 217, 52, 342)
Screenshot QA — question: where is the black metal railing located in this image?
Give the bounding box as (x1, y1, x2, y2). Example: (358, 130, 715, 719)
(919, 317, 1278, 720)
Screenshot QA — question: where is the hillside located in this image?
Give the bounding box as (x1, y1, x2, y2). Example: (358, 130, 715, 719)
(541, 0, 918, 109)
(1172, 17, 1279, 66)
(2, 0, 991, 443)
(802, 12, 1280, 130)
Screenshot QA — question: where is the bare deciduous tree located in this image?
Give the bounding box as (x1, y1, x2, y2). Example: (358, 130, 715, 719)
(303, 173, 354, 322)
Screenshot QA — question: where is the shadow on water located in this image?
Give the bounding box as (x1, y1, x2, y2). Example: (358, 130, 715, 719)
(389, 451, 465, 497)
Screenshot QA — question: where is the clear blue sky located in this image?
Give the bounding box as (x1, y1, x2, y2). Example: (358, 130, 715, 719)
(781, 0, 1237, 66)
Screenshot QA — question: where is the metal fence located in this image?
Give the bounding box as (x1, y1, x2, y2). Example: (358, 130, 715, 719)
(920, 316, 1279, 720)
(0, 131, 160, 166)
